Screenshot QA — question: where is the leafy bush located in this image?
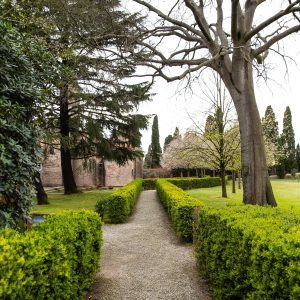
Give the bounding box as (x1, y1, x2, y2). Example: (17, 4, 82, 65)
(166, 177, 221, 190)
(142, 178, 157, 190)
(195, 205, 300, 299)
(97, 179, 143, 223)
(156, 179, 203, 241)
(0, 210, 102, 299)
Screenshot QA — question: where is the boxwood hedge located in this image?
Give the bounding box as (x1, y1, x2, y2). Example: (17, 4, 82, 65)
(195, 205, 300, 299)
(156, 179, 204, 241)
(0, 210, 102, 299)
(167, 177, 221, 190)
(96, 178, 143, 223)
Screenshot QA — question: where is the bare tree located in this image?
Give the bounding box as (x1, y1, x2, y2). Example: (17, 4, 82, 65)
(131, 0, 300, 206)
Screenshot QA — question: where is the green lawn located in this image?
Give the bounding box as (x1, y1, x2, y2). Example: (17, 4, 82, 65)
(187, 178, 300, 213)
(32, 190, 113, 214)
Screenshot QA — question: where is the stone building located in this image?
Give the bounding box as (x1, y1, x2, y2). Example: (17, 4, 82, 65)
(41, 149, 143, 188)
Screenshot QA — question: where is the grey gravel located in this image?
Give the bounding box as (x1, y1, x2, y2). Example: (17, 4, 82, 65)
(86, 190, 213, 300)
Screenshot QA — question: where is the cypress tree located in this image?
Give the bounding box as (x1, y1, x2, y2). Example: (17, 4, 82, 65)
(281, 106, 296, 173)
(262, 105, 279, 145)
(163, 127, 180, 152)
(163, 135, 173, 152)
(144, 145, 152, 169)
(150, 115, 162, 168)
(296, 143, 300, 172)
(173, 127, 180, 138)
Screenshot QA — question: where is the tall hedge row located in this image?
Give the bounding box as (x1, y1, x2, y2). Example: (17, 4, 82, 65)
(156, 179, 204, 241)
(97, 178, 143, 223)
(195, 206, 300, 299)
(0, 210, 102, 299)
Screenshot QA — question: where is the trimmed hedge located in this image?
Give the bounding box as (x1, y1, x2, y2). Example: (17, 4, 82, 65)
(195, 206, 300, 299)
(156, 179, 203, 241)
(142, 178, 157, 190)
(166, 177, 221, 190)
(97, 178, 143, 223)
(0, 210, 102, 299)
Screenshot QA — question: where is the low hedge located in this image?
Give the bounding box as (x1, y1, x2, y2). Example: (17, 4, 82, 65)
(166, 177, 221, 190)
(0, 210, 102, 299)
(97, 178, 143, 223)
(142, 178, 157, 190)
(156, 179, 203, 241)
(195, 206, 300, 299)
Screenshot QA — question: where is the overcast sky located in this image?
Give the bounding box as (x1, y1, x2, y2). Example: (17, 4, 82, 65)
(123, 1, 300, 152)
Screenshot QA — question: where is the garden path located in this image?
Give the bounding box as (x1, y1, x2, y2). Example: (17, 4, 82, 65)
(86, 190, 212, 300)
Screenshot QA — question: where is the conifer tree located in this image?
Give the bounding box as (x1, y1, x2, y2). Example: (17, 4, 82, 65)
(296, 144, 300, 172)
(163, 127, 180, 152)
(163, 135, 173, 152)
(281, 106, 296, 173)
(150, 115, 162, 168)
(262, 106, 279, 145)
(143, 145, 152, 169)
(11, 0, 151, 194)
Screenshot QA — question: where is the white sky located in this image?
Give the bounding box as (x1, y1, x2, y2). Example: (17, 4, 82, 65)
(123, 1, 300, 152)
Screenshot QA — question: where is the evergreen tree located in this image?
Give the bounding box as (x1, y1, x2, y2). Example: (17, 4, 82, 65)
(150, 115, 162, 168)
(163, 135, 173, 152)
(262, 105, 279, 145)
(296, 144, 300, 172)
(281, 106, 296, 173)
(12, 0, 151, 193)
(143, 145, 152, 169)
(163, 127, 180, 152)
(0, 11, 55, 228)
(173, 127, 180, 138)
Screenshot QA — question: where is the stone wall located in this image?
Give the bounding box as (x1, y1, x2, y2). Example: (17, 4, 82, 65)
(41, 149, 142, 187)
(41, 151, 63, 187)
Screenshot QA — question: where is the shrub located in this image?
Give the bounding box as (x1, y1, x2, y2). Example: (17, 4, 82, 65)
(97, 178, 143, 223)
(142, 178, 157, 190)
(156, 179, 203, 241)
(166, 177, 221, 190)
(195, 205, 300, 299)
(0, 210, 102, 299)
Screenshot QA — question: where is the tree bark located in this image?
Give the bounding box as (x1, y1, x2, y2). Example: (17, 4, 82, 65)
(220, 167, 227, 198)
(232, 170, 236, 194)
(34, 171, 49, 205)
(60, 85, 78, 194)
(219, 47, 277, 206)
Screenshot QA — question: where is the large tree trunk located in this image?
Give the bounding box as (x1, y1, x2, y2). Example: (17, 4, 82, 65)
(220, 48, 276, 206)
(34, 171, 49, 205)
(60, 86, 78, 194)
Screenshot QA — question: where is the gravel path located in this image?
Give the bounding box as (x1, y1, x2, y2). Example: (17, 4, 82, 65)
(86, 190, 213, 300)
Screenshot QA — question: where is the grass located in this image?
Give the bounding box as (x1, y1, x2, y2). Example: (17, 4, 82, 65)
(31, 190, 114, 214)
(187, 178, 300, 214)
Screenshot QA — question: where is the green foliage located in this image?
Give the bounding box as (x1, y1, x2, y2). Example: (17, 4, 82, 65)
(156, 179, 204, 241)
(150, 115, 162, 168)
(262, 105, 279, 145)
(143, 145, 152, 169)
(0, 17, 55, 229)
(166, 177, 221, 190)
(0, 210, 102, 299)
(96, 179, 143, 223)
(142, 178, 157, 190)
(163, 134, 173, 151)
(281, 106, 296, 173)
(195, 205, 300, 299)
(296, 143, 300, 172)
